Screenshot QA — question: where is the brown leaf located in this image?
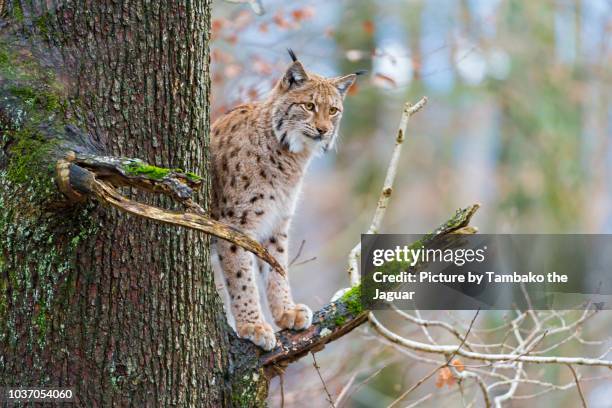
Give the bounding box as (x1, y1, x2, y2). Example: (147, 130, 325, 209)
(291, 6, 315, 22)
(436, 367, 452, 388)
(212, 19, 225, 32)
(451, 358, 465, 372)
(362, 20, 375, 35)
(211, 48, 233, 64)
(439, 367, 456, 387)
(436, 360, 464, 389)
(224, 34, 238, 45)
(233, 10, 253, 30)
(273, 11, 292, 29)
(253, 58, 273, 75)
(224, 64, 242, 79)
(211, 19, 225, 40)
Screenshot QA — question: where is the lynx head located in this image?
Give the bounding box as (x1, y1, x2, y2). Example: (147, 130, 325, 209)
(270, 49, 363, 153)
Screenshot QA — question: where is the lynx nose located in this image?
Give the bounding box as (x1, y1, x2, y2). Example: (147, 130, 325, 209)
(316, 126, 329, 135)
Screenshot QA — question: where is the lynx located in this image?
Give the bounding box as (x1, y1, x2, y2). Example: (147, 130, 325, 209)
(211, 50, 358, 350)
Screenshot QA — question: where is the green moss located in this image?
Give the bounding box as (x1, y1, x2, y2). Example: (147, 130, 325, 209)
(341, 285, 364, 315)
(1, 45, 67, 185)
(0, 50, 9, 68)
(9, 85, 60, 112)
(5, 126, 58, 184)
(124, 162, 203, 182)
(0, 274, 6, 321)
(231, 371, 267, 408)
(34, 303, 48, 345)
(34, 13, 51, 36)
(185, 171, 203, 182)
(12, 2, 24, 22)
(334, 315, 346, 326)
(124, 162, 173, 180)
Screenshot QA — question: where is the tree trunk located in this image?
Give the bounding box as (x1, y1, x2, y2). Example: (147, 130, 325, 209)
(0, 1, 266, 406)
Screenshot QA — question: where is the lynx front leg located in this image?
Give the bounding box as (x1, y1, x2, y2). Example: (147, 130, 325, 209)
(217, 240, 276, 350)
(264, 223, 313, 330)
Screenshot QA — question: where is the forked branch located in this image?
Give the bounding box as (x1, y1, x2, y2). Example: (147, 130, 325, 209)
(56, 152, 286, 276)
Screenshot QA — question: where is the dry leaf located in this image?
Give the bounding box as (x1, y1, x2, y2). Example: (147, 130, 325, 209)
(451, 358, 465, 372)
(436, 359, 464, 388)
(436, 367, 453, 388)
(224, 64, 242, 79)
(363, 20, 375, 35)
(273, 11, 292, 29)
(291, 6, 315, 22)
(253, 58, 273, 75)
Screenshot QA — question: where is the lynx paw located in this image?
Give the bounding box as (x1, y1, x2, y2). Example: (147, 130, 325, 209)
(276, 304, 313, 330)
(237, 322, 277, 351)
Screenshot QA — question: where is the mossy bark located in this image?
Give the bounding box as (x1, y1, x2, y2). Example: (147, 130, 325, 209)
(0, 1, 267, 406)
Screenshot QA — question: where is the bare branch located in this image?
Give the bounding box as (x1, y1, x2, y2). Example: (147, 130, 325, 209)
(386, 309, 480, 408)
(347, 97, 428, 286)
(369, 310, 612, 367)
(567, 364, 588, 408)
(312, 352, 336, 407)
(261, 204, 480, 373)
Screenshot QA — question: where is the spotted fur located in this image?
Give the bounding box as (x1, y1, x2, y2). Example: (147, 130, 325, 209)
(211, 51, 356, 350)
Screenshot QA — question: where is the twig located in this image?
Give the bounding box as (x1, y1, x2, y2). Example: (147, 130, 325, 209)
(567, 364, 588, 408)
(368, 311, 612, 367)
(312, 352, 336, 407)
(404, 393, 433, 408)
(279, 371, 285, 408)
(260, 204, 479, 371)
(391, 306, 475, 352)
(289, 239, 306, 266)
(337, 364, 388, 407)
(347, 97, 428, 286)
(334, 372, 358, 408)
(456, 370, 491, 408)
(386, 309, 480, 408)
(290, 256, 317, 267)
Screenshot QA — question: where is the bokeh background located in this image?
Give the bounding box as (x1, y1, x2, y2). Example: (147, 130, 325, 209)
(210, 0, 612, 406)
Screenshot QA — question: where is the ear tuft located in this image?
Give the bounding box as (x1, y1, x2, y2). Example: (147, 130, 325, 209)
(287, 48, 298, 62)
(354, 69, 368, 76)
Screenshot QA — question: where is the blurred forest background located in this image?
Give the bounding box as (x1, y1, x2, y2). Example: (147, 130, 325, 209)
(210, 0, 611, 406)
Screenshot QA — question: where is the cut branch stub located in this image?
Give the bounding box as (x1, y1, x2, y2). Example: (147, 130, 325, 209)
(56, 153, 286, 276)
(72, 153, 202, 201)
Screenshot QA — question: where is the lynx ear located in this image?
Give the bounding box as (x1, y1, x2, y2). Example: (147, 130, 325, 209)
(332, 74, 357, 97)
(280, 60, 309, 91)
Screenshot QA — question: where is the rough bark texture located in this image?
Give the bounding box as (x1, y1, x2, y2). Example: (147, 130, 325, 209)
(0, 1, 267, 406)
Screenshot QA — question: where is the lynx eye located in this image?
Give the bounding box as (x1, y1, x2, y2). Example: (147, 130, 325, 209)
(329, 107, 339, 115)
(303, 102, 315, 111)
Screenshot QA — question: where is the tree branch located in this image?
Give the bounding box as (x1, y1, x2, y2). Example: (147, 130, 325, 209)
(347, 97, 428, 286)
(261, 203, 480, 375)
(56, 152, 286, 276)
